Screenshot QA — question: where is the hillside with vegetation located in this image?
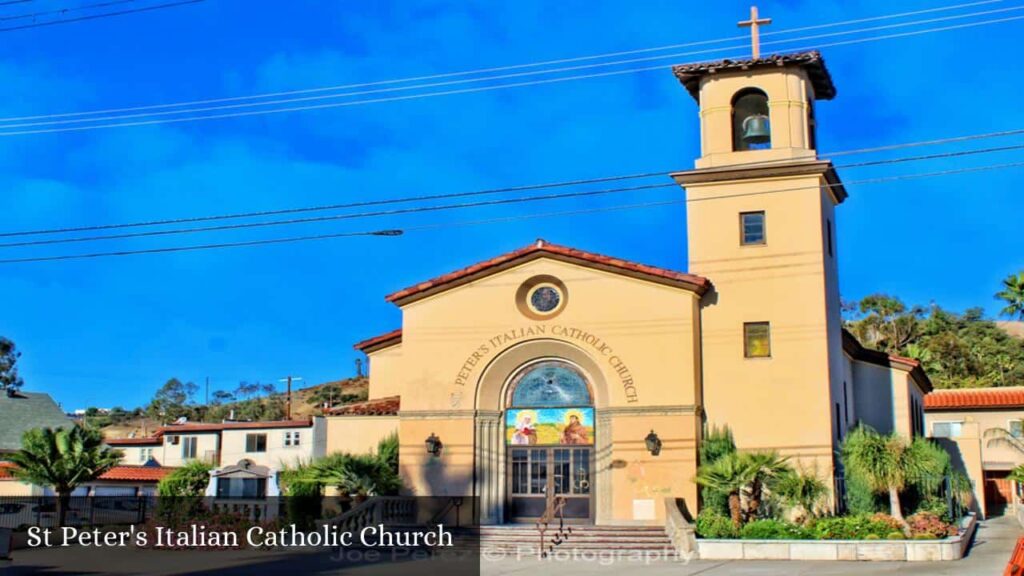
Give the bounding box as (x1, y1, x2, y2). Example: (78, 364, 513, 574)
(844, 273, 1024, 388)
(91, 376, 369, 439)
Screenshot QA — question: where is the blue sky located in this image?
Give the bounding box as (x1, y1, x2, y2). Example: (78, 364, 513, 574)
(2, 1, 1022, 411)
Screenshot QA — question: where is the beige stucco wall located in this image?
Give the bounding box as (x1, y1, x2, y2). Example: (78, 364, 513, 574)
(365, 344, 404, 400)
(375, 256, 703, 524)
(325, 416, 398, 455)
(0, 479, 41, 496)
(930, 421, 986, 517)
(927, 408, 1024, 471)
(151, 432, 219, 467)
(218, 425, 320, 470)
(684, 170, 841, 482)
(113, 444, 160, 465)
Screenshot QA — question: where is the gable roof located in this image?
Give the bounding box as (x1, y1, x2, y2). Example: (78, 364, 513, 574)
(924, 387, 1024, 411)
(97, 465, 175, 483)
(672, 50, 836, 101)
(0, 391, 75, 452)
(385, 239, 710, 306)
(103, 419, 315, 444)
(353, 329, 403, 353)
(841, 330, 933, 392)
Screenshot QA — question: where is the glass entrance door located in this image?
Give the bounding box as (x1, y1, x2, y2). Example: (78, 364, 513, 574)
(507, 446, 592, 522)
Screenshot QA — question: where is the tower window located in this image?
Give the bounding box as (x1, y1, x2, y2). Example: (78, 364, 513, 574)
(732, 89, 771, 151)
(740, 211, 766, 245)
(743, 322, 771, 358)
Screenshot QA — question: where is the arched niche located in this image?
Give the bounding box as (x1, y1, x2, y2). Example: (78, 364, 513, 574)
(731, 87, 771, 151)
(474, 338, 610, 411)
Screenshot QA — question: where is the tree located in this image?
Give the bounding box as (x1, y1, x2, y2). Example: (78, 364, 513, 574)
(147, 378, 198, 421)
(840, 426, 947, 532)
(775, 467, 828, 524)
(695, 452, 753, 529)
(846, 294, 923, 353)
(0, 337, 24, 393)
(742, 451, 791, 520)
(156, 460, 212, 524)
(8, 426, 122, 526)
(210, 390, 235, 405)
(997, 272, 1024, 320)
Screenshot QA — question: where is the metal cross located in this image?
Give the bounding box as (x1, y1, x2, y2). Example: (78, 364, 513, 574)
(738, 6, 772, 59)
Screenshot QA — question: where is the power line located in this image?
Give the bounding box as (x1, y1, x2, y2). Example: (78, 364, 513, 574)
(1, 144, 1018, 249)
(3, 159, 1023, 265)
(0, 0, 202, 32)
(0, 0, 136, 22)
(0, 0, 997, 124)
(3, 126, 1023, 240)
(2, 7, 1021, 134)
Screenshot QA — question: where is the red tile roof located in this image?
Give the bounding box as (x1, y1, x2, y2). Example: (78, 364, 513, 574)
(924, 387, 1024, 411)
(0, 461, 17, 480)
(672, 51, 836, 101)
(105, 437, 162, 446)
(328, 396, 400, 416)
(97, 465, 174, 482)
(385, 239, 710, 306)
(103, 419, 315, 444)
(353, 328, 403, 353)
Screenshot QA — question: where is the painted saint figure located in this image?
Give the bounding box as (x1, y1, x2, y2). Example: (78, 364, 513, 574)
(560, 412, 590, 445)
(511, 412, 538, 445)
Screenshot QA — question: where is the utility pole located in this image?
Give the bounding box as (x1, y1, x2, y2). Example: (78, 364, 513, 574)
(205, 376, 209, 406)
(279, 376, 303, 420)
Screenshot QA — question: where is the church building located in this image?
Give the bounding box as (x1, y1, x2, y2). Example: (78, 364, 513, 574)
(331, 49, 931, 525)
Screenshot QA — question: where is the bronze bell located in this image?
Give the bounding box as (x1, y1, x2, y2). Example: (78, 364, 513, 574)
(741, 113, 771, 144)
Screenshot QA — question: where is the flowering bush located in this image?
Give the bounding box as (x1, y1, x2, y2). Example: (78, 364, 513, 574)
(810, 515, 899, 540)
(906, 511, 958, 539)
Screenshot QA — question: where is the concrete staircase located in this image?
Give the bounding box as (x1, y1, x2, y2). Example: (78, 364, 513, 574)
(477, 524, 678, 558)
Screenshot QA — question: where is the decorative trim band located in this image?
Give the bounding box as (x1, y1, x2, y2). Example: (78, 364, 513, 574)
(597, 404, 699, 417)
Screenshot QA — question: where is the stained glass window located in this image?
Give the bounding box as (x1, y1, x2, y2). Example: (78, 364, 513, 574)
(510, 361, 591, 407)
(530, 286, 561, 313)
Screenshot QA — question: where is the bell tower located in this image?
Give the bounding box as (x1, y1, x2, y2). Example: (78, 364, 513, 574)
(671, 21, 849, 503)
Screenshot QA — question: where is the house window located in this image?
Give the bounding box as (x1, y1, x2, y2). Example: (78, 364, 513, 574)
(215, 477, 266, 499)
(166, 435, 179, 445)
(835, 403, 842, 441)
(740, 212, 766, 245)
(246, 433, 267, 453)
(1010, 420, 1023, 438)
(284, 431, 301, 447)
(139, 448, 154, 463)
(932, 422, 962, 438)
(743, 322, 771, 358)
(181, 436, 197, 460)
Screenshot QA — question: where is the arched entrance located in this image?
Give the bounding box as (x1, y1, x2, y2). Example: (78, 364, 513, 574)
(504, 360, 595, 523)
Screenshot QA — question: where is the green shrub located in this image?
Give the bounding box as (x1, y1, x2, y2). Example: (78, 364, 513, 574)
(739, 519, 813, 540)
(696, 509, 737, 539)
(810, 515, 897, 540)
(886, 531, 905, 540)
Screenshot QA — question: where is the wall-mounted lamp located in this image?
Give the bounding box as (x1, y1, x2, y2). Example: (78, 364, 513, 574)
(644, 430, 662, 456)
(425, 432, 443, 457)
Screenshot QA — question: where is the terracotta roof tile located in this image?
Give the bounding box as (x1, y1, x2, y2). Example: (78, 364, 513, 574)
(0, 461, 16, 480)
(385, 239, 710, 305)
(97, 465, 175, 482)
(156, 419, 313, 434)
(328, 396, 400, 416)
(353, 329, 403, 352)
(672, 50, 836, 101)
(924, 387, 1024, 411)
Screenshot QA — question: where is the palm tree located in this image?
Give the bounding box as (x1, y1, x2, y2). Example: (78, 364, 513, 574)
(840, 426, 946, 532)
(742, 451, 791, 520)
(775, 467, 828, 524)
(996, 272, 1024, 320)
(8, 426, 122, 526)
(695, 452, 754, 529)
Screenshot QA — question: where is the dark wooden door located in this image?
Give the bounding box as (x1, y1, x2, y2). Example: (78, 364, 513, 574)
(984, 470, 1011, 516)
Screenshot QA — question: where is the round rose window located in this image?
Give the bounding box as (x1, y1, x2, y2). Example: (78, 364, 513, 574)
(530, 286, 561, 313)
